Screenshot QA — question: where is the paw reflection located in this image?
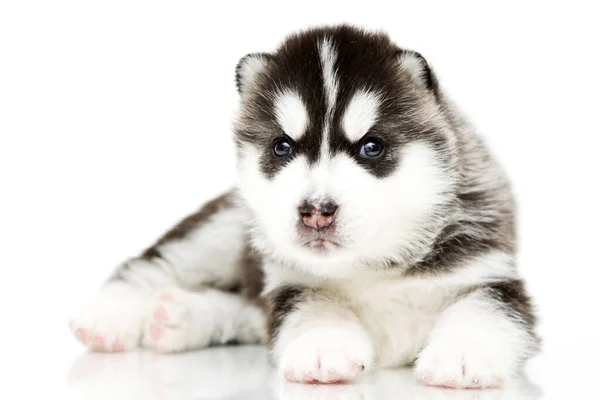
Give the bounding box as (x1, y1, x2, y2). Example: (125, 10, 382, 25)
(67, 347, 540, 400)
(273, 369, 541, 400)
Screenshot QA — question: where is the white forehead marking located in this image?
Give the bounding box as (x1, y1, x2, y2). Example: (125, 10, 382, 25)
(273, 89, 309, 140)
(318, 38, 339, 158)
(319, 38, 339, 110)
(342, 90, 381, 142)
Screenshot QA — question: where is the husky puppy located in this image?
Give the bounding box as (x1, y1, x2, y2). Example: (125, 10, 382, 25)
(69, 25, 539, 389)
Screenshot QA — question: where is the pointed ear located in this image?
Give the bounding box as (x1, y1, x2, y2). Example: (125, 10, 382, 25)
(235, 52, 271, 94)
(398, 50, 439, 97)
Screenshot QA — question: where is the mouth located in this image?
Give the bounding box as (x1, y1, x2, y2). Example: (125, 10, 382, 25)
(301, 236, 341, 251)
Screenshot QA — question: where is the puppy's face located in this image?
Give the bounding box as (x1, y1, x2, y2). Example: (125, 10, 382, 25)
(234, 26, 457, 277)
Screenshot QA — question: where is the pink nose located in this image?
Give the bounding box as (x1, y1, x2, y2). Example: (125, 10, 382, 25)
(299, 200, 338, 230)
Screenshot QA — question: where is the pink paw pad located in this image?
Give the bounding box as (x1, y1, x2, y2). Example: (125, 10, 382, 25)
(159, 292, 174, 302)
(150, 324, 163, 340)
(75, 328, 87, 344)
(90, 336, 105, 351)
(153, 305, 169, 322)
(111, 340, 125, 352)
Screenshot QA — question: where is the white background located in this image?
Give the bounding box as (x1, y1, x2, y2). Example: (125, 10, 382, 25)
(1, 1, 599, 398)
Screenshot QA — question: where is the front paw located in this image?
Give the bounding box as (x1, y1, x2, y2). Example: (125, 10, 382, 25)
(276, 324, 374, 384)
(414, 337, 510, 389)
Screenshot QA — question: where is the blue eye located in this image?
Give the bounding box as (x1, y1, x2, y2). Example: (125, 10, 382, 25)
(360, 139, 385, 158)
(273, 138, 292, 157)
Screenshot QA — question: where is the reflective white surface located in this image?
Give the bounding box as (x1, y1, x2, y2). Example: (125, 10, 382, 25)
(2, 1, 598, 399)
(66, 345, 545, 400)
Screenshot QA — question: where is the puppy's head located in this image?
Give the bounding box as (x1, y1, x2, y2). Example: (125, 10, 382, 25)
(233, 25, 458, 277)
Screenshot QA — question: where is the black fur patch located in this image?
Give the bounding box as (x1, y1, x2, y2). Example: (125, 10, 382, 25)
(237, 240, 266, 307)
(407, 220, 514, 276)
(111, 190, 236, 284)
(406, 167, 516, 276)
(266, 286, 305, 344)
(139, 190, 235, 261)
(487, 280, 541, 357)
(487, 280, 538, 330)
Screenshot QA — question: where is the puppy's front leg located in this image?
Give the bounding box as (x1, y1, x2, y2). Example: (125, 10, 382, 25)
(268, 287, 375, 384)
(415, 280, 539, 389)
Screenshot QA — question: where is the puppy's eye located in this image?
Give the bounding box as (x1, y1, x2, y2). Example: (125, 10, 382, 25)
(273, 138, 292, 157)
(360, 139, 385, 158)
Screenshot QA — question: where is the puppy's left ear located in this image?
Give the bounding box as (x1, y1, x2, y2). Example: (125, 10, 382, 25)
(235, 52, 271, 94)
(397, 50, 439, 98)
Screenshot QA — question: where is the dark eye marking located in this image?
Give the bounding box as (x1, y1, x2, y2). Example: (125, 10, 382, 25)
(359, 137, 385, 158)
(273, 137, 293, 157)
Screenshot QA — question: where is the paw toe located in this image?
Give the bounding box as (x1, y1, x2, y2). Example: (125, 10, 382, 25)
(90, 336, 105, 351)
(284, 369, 295, 382)
(149, 324, 163, 340)
(153, 305, 169, 322)
(69, 286, 147, 352)
(74, 328, 88, 344)
(415, 350, 508, 389)
(111, 340, 125, 352)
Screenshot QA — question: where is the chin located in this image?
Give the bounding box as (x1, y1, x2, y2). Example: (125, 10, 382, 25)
(292, 240, 343, 261)
(274, 238, 364, 279)
(304, 238, 340, 251)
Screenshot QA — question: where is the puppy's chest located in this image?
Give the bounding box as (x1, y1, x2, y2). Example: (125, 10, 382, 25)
(339, 279, 457, 367)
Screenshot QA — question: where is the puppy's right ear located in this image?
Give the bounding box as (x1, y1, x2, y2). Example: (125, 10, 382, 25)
(235, 53, 271, 94)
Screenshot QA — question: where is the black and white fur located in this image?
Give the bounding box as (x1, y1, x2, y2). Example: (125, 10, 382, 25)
(69, 25, 539, 389)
